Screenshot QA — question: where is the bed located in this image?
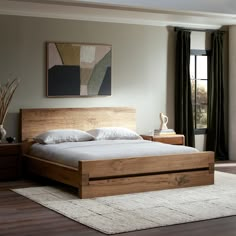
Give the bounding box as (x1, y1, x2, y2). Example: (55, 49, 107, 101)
(21, 107, 214, 199)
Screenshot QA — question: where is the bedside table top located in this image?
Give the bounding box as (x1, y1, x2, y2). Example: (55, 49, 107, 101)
(0, 142, 21, 147)
(141, 134, 184, 138)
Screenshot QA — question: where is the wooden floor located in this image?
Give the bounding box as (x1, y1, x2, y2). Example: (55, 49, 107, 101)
(1, 163, 236, 236)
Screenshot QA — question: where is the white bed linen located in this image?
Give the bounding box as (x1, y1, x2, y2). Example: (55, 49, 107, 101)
(29, 140, 199, 168)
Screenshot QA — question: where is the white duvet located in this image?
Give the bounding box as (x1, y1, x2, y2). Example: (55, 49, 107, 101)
(29, 140, 199, 168)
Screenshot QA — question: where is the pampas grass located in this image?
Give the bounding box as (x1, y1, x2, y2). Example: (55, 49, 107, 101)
(0, 78, 20, 125)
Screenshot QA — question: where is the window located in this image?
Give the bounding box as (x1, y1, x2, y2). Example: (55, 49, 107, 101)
(190, 50, 210, 134)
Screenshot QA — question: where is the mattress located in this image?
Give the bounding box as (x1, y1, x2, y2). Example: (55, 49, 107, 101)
(29, 140, 199, 168)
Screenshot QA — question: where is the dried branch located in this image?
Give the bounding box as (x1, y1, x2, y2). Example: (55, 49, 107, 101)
(0, 78, 20, 124)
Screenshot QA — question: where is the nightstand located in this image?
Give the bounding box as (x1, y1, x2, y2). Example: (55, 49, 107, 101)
(0, 143, 22, 180)
(141, 134, 185, 145)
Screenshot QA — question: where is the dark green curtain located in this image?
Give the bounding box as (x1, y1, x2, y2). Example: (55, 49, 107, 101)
(206, 31, 228, 160)
(175, 30, 195, 147)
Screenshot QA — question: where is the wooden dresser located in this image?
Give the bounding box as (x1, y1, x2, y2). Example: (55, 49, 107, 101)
(141, 134, 185, 145)
(0, 143, 22, 180)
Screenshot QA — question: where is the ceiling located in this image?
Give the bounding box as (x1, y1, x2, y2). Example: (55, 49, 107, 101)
(0, 0, 236, 28)
(53, 0, 236, 15)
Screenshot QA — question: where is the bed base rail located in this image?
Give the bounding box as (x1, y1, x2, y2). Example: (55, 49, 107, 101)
(24, 151, 214, 199)
(78, 151, 214, 198)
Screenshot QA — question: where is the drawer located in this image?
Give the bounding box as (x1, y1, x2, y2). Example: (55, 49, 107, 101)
(0, 144, 21, 180)
(153, 136, 184, 145)
(0, 144, 21, 155)
(0, 155, 18, 169)
(141, 134, 185, 145)
(0, 168, 18, 180)
(140, 135, 153, 141)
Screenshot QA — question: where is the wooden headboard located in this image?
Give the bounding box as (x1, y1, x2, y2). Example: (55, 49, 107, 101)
(20, 107, 136, 141)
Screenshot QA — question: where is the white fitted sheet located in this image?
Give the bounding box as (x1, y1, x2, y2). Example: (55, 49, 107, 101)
(29, 140, 199, 168)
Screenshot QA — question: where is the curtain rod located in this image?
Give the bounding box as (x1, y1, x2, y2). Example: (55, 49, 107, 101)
(174, 27, 226, 33)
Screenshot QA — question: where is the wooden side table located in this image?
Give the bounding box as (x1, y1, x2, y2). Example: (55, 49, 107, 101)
(0, 143, 22, 180)
(141, 134, 185, 145)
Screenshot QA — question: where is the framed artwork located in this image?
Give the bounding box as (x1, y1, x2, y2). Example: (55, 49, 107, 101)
(46, 42, 112, 97)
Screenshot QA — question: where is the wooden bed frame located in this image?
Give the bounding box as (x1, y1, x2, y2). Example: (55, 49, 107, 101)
(21, 107, 214, 199)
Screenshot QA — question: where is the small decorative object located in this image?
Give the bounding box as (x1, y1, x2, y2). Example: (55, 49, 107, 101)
(153, 112, 176, 136)
(0, 125, 7, 143)
(6, 136, 16, 143)
(159, 112, 168, 130)
(0, 78, 20, 143)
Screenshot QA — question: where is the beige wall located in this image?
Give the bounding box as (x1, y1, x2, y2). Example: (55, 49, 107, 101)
(0, 15, 176, 140)
(1, 15, 228, 151)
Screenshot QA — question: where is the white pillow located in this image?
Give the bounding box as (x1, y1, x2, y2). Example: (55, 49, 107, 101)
(34, 129, 94, 144)
(87, 127, 142, 140)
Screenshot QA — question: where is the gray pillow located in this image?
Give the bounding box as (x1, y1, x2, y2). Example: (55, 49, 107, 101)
(87, 127, 142, 140)
(34, 129, 94, 144)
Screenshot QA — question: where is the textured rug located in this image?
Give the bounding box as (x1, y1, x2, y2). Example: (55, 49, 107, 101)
(12, 171, 236, 235)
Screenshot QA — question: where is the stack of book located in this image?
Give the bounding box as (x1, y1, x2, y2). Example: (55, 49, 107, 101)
(154, 128, 176, 136)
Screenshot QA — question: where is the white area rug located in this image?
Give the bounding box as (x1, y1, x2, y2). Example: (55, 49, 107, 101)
(12, 171, 236, 235)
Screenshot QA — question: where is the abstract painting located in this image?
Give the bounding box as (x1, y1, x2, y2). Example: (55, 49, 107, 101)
(46, 42, 112, 97)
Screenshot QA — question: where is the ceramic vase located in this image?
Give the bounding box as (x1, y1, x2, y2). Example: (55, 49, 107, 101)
(0, 124, 6, 143)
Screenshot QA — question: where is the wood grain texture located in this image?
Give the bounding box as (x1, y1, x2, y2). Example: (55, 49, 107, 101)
(23, 151, 214, 198)
(80, 170, 214, 198)
(141, 134, 185, 145)
(20, 107, 136, 141)
(79, 152, 214, 198)
(24, 154, 79, 188)
(153, 135, 185, 145)
(79, 151, 214, 178)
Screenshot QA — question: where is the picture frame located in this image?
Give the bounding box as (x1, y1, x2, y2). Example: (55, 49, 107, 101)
(46, 42, 112, 97)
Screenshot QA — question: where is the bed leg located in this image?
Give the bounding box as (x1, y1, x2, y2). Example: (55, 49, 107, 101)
(209, 163, 214, 174)
(78, 173, 89, 199)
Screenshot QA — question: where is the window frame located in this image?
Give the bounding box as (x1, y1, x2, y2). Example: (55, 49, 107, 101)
(190, 49, 211, 135)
